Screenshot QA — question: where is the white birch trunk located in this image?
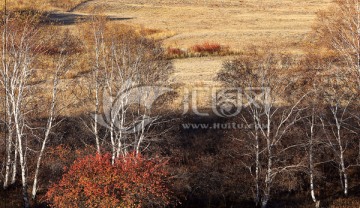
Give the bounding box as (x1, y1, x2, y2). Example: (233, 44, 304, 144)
(11, 140, 18, 185)
(309, 110, 317, 203)
(31, 68, 61, 199)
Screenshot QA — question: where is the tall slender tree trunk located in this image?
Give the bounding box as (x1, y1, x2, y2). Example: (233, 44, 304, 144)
(336, 118, 348, 196)
(14, 121, 29, 208)
(31, 125, 51, 199)
(339, 147, 348, 196)
(262, 145, 272, 208)
(309, 111, 317, 203)
(31, 72, 59, 199)
(309, 142, 317, 203)
(11, 141, 18, 185)
(94, 79, 100, 154)
(255, 131, 260, 206)
(253, 113, 260, 206)
(262, 115, 272, 208)
(3, 131, 12, 189)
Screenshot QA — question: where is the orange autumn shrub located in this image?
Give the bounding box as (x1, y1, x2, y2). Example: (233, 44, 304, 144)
(190, 42, 222, 54)
(46, 152, 173, 208)
(167, 47, 186, 58)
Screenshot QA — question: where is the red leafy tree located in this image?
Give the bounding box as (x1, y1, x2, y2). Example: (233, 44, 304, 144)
(46, 152, 173, 208)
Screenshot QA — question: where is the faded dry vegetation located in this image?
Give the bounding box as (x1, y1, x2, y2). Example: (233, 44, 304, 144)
(0, 0, 89, 11)
(64, 0, 333, 91)
(3, 0, 334, 90)
(3, 1, 360, 208)
(72, 0, 332, 52)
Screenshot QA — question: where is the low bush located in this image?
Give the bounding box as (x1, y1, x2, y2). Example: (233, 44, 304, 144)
(166, 42, 233, 59)
(190, 42, 222, 54)
(46, 152, 174, 208)
(167, 47, 187, 58)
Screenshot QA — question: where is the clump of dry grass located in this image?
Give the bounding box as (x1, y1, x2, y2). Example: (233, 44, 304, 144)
(166, 42, 234, 59)
(190, 42, 222, 54)
(124, 26, 176, 41)
(167, 47, 187, 58)
(139, 28, 162, 36)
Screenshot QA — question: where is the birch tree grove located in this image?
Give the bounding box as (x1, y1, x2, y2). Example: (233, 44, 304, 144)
(313, 4, 360, 194)
(319, 72, 359, 196)
(218, 51, 308, 208)
(299, 56, 329, 206)
(1, 11, 73, 206)
(301, 91, 324, 207)
(0, 11, 42, 208)
(81, 17, 173, 163)
(102, 25, 172, 162)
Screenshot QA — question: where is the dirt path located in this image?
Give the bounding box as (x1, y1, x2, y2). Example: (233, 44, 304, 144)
(171, 56, 231, 88)
(169, 56, 235, 109)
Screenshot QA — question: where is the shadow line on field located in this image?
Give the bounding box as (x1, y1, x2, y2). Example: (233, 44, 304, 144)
(42, 12, 133, 25)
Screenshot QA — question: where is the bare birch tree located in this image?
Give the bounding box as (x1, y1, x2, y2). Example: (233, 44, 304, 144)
(0, 11, 43, 207)
(218, 50, 308, 207)
(299, 56, 331, 206)
(308, 2, 360, 198)
(318, 71, 358, 196)
(301, 94, 323, 206)
(314, 0, 360, 87)
(81, 18, 172, 163)
(31, 53, 70, 199)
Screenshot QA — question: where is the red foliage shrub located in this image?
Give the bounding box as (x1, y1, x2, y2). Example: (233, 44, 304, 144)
(190, 42, 222, 54)
(46, 152, 173, 208)
(167, 47, 186, 57)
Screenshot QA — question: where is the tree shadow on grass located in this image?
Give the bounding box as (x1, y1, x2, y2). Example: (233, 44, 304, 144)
(41, 12, 133, 25)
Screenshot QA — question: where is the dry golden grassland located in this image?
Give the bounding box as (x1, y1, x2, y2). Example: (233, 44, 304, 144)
(73, 0, 332, 52)
(19, 0, 333, 90)
(67, 0, 333, 92)
(3, 0, 335, 114)
(1, 0, 88, 11)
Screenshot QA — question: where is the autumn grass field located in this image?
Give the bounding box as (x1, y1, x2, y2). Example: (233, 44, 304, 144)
(66, 0, 333, 91)
(1, 0, 335, 113)
(72, 0, 332, 51)
(65, 0, 333, 111)
(4, 0, 334, 88)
